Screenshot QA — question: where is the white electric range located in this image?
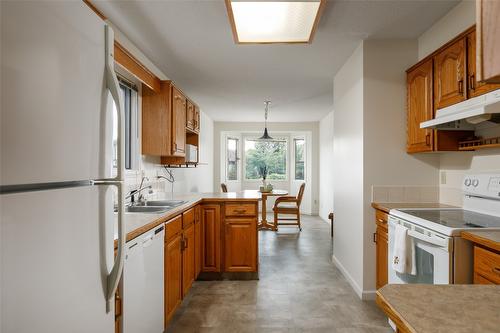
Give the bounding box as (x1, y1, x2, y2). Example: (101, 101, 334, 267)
(388, 173, 500, 285)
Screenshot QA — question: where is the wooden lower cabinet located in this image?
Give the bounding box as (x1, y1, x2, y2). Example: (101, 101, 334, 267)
(182, 222, 195, 297)
(224, 218, 258, 272)
(165, 231, 182, 325)
(200, 204, 221, 272)
(194, 207, 202, 277)
(374, 209, 388, 289)
(473, 246, 500, 284)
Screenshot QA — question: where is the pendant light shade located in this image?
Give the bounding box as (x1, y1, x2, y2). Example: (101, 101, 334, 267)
(259, 101, 273, 141)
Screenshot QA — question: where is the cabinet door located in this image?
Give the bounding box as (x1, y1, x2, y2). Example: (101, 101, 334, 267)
(165, 233, 182, 324)
(407, 59, 434, 153)
(375, 226, 388, 289)
(477, 0, 500, 83)
(186, 101, 195, 131)
(194, 105, 200, 133)
(434, 38, 467, 109)
(171, 87, 186, 156)
(182, 223, 195, 297)
(467, 31, 500, 98)
(224, 219, 257, 272)
(194, 209, 202, 277)
(200, 204, 221, 272)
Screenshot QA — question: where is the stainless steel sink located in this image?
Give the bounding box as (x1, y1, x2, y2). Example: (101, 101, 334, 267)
(125, 206, 171, 213)
(145, 200, 187, 207)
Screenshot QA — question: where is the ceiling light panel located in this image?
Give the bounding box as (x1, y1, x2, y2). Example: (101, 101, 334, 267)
(226, 1, 324, 44)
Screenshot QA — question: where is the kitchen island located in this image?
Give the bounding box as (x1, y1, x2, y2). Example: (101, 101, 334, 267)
(376, 284, 500, 333)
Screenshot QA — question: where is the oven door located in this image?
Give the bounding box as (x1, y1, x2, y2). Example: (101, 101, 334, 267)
(388, 216, 452, 284)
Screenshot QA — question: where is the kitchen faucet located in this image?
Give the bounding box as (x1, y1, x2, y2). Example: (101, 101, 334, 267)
(126, 176, 152, 204)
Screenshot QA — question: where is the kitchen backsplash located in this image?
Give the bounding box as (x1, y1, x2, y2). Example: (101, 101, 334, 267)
(372, 185, 440, 203)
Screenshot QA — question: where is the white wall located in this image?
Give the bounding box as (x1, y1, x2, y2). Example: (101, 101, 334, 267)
(417, 0, 475, 60)
(214, 122, 319, 215)
(416, 0, 500, 206)
(362, 40, 440, 294)
(332, 43, 365, 296)
(319, 111, 334, 222)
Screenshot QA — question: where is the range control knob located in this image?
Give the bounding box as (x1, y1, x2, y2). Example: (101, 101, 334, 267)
(472, 179, 479, 187)
(464, 178, 472, 186)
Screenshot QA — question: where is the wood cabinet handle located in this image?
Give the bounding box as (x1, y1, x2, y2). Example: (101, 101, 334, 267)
(184, 237, 188, 249)
(493, 267, 500, 275)
(425, 134, 430, 146)
(234, 209, 246, 214)
(469, 74, 475, 90)
(458, 80, 463, 94)
(377, 218, 387, 224)
(373, 232, 377, 243)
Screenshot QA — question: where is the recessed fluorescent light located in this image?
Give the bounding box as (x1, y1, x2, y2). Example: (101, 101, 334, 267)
(225, 0, 325, 44)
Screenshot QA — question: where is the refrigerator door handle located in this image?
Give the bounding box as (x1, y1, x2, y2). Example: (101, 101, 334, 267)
(96, 25, 126, 313)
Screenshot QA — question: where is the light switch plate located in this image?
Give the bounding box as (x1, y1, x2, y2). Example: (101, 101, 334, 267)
(440, 171, 447, 185)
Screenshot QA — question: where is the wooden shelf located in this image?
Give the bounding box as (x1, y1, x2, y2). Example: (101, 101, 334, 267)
(458, 136, 500, 151)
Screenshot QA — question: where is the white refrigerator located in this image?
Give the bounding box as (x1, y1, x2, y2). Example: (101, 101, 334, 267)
(1, 2, 126, 332)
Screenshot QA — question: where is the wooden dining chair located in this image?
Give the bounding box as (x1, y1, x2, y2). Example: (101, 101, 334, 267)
(221, 183, 228, 193)
(273, 183, 306, 231)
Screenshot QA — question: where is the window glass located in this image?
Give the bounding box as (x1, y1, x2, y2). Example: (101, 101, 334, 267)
(244, 138, 287, 180)
(294, 138, 305, 180)
(227, 137, 239, 181)
(112, 80, 138, 170)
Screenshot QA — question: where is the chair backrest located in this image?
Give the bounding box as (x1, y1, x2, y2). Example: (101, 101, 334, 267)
(296, 183, 306, 206)
(221, 183, 228, 193)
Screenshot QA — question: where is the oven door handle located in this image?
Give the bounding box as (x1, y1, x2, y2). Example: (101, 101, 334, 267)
(407, 229, 449, 250)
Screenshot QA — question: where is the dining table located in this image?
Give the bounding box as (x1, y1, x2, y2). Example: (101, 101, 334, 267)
(258, 189, 288, 231)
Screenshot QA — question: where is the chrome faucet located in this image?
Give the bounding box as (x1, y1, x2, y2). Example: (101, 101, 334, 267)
(126, 176, 152, 204)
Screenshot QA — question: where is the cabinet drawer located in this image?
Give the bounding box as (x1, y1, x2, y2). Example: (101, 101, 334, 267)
(166, 215, 182, 241)
(474, 246, 500, 284)
(225, 203, 256, 217)
(183, 207, 195, 228)
(375, 209, 388, 230)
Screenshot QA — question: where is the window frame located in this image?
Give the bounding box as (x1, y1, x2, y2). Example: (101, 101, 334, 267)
(225, 136, 240, 182)
(242, 135, 289, 182)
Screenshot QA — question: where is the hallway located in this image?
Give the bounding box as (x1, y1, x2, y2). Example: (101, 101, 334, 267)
(167, 215, 391, 333)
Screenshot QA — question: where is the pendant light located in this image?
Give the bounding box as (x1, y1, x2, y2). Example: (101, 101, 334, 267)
(258, 101, 273, 141)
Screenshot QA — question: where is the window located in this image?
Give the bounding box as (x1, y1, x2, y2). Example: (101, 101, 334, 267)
(112, 77, 139, 170)
(294, 138, 305, 180)
(226, 137, 239, 181)
(244, 138, 287, 181)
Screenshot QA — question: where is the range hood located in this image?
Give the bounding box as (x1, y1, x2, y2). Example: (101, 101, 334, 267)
(421, 89, 500, 130)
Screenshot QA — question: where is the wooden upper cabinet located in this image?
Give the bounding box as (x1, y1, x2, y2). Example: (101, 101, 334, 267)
(467, 31, 500, 98)
(434, 38, 467, 110)
(142, 82, 172, 156)
(200, 204, 221, 272)
(171, 87, 186, 156)
(186, 100, 195, 131)
(194, 105, 200, 133)
(476, 0, 500, 83)
(407, 59, 434, 153)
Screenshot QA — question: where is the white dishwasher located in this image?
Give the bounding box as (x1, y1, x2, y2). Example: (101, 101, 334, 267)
(123, 224, 164, 333)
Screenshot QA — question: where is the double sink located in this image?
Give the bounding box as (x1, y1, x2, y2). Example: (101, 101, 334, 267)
(125, 200, 187, 214)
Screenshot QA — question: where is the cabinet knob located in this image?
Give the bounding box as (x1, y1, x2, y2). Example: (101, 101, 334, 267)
(469, 74, 475, 90)
(458, 80, 464, 94)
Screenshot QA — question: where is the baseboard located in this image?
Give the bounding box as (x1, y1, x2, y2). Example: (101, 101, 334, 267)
(331, 254, 363, 299)
(331, 254, 377, 301)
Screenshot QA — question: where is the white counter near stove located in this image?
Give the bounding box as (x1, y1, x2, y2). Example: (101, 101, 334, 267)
(388, 173, 500, 285)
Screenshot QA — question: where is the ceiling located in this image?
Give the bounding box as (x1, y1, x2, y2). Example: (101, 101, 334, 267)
(95, 0, 459, 122)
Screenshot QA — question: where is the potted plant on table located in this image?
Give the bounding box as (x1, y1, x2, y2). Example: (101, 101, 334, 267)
(257, 164, 273, 193)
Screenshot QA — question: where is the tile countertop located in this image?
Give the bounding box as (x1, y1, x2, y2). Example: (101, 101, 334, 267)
(371, 202, 456, 214)
(114, 191, 262, 244)
(376, 284, 500, 333)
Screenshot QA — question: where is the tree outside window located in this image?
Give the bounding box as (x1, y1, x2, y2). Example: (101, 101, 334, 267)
(245, 138, 287, 180)
(294, 138, 305, 180)
(226, 137, 239, 181)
